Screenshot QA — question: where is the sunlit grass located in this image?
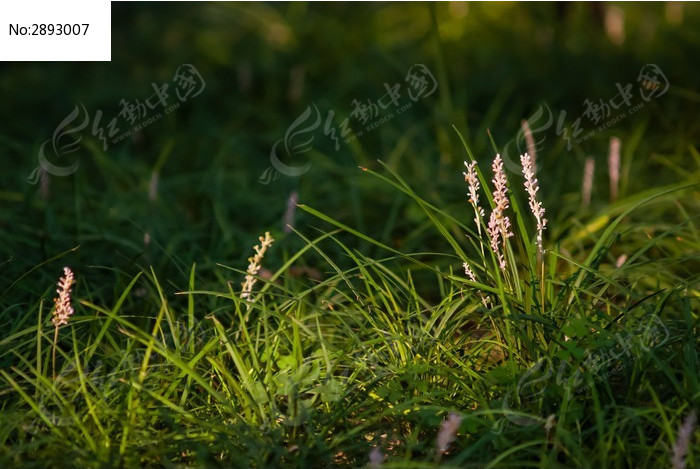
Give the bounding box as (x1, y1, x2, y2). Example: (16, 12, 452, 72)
(1, 127, 697, 467)
(1, 4, 699, 467)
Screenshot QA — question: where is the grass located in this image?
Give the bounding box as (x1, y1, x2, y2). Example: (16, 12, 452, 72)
(1, 3, 699, 467)
(0, 129, 697, 467)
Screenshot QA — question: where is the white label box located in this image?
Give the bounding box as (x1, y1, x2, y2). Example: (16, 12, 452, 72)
(0, 0, 110, 61)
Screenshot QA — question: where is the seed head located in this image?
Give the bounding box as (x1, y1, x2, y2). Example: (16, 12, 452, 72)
(52, 267, 75, 327)
(487, 155, 513, 270)
(463, 161, 485, 226)
(241, 232, 274, 301)
(520, 153, 547, 253)
(463, 263, 477, 282)
(491, 155, 511, 216)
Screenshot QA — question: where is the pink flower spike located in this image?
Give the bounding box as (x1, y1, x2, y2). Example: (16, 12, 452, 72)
(52, 267, 75, 327)
(486, 155, 513, 270)
(608, 137, 620, 202)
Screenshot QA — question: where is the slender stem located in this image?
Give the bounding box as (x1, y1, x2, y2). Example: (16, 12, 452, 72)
(540, 253, 546, 317)
(52, 325, 58, 381)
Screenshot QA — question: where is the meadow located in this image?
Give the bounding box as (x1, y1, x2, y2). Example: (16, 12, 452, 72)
(0, 3, 698, 468)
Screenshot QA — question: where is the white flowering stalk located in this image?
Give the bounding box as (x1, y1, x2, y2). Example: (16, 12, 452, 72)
(52, 267, 76, 379)
(582, 156, 595, 208)
(241, 231, 274, 301)
(463, 263, 477, 283)
(436, 412, 462, 455)
(487, 155, 513, 270)
(463, 161, 485, 229)
(487, 215, 503, 269)
(608, 137, 620, 202)
(463, 160, 487, 260)
(520, 153, 547, 253)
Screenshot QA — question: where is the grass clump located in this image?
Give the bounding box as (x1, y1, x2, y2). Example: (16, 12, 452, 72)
(1, 128, 697, 468)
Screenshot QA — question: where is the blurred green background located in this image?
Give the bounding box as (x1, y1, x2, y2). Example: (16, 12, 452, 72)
(1, 2, 698, 299)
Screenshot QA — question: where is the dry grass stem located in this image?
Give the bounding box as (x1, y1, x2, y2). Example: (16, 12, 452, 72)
(582, 156, 595, 208)
(608, 137, 621, 202)
(283, 191, 298, 233)
(520, 119, 537, 170)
